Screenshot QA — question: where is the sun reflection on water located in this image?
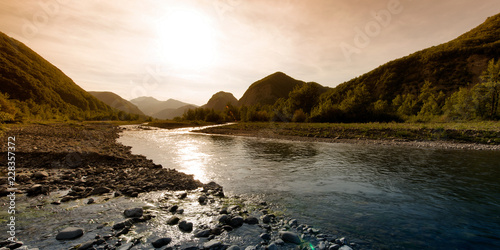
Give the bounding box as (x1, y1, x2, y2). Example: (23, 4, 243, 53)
(174, 138, 210, 183)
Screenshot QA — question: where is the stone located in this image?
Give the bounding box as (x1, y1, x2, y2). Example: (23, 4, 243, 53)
(228, 205, 240, 212)
(177, 192, 188, 199)
(203, 240, 222, 249)
(339, 237, 348, 245)
(317, 241, 328, 250)
(211, 226, 223, 235)
(169, 205, 179, 213)
(76, 240, 98, 250)
(218, 214, 231, 225)
(261, 214, 274, 224)
(267, 243, 278, 250)
(91, 186, 112, 195)
(260, 233, 271, 241)
(219, 207, 228, 214)
(32, 171, 49, 179)
(176, 209, 184, 214)
(56, 227, 84, 240)
(279, 231, 301, 245)
(288, 219, 298, 227)
(244, 216, 259, 225)
(87, 198, 95, 205)
(124, 208, 143, 218)
(339, 246, 353, 250)
(113, 219, 134, 230)
(179, 220, 193, 232)
(227, 246, 240, 250)
(167, 216, 180, 225)
(198, 195, 207, 204)
(193, 229, 211, 238)
(151, 237, 172, 248)
(229, 216, 244, 228)
(222, 225, 233, 232)
(27, 184, 49, 196)
(328, 244, 340, 250)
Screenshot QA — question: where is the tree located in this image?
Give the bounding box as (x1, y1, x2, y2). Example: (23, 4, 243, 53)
(479, 59, 500, 118)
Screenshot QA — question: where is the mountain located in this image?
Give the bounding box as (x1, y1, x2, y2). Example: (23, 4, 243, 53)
(152, 105, 197, 120)
(321, 13, 500, 107)
(0, 32, 115, 120)
(202, 91, 238, 111)
(130, 96, 193, 117)
(89, 91, 145, 116)
(238, 72, 306, 106)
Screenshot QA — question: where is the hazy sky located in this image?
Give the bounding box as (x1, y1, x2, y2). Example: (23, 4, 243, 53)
(1, 1, 499, 105)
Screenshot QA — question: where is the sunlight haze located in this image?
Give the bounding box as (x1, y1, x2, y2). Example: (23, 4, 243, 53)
(0, 0, 498, 105)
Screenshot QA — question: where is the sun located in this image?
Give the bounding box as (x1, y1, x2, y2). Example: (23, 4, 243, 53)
(155, 8, 217, 70)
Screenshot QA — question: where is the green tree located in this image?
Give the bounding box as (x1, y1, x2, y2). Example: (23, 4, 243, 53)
(479, 59, 500, 118)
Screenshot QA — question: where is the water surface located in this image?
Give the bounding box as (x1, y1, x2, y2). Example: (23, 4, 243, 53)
(118, 126, 500, 249)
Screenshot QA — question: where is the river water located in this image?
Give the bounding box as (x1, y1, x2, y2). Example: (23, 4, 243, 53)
(118, 125, 500, 249)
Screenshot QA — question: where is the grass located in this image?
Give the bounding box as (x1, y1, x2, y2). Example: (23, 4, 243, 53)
(207, 121, 500, 145)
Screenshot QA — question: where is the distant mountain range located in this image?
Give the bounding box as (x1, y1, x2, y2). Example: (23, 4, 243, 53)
(89, 91, 144, 116)
(202, 91, 238, 111)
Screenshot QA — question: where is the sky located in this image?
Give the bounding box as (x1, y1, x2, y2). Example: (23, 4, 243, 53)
(1, 0, 499, 106)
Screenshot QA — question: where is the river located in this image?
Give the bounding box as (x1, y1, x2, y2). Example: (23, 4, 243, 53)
(117, 125, 500, 249)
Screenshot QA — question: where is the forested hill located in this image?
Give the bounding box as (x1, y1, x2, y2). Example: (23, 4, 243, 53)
(323, 13, 500, 108)
(0, 32, 116, 121)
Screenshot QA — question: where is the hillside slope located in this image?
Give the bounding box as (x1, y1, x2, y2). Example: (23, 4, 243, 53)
(323, 13, 500, 105)
(238, 72, 305, 106)
(130, 96, 193, 117)
(203, 91, 238, 111)
(89, 91, 145, 116)
(0, 32, 114, 120)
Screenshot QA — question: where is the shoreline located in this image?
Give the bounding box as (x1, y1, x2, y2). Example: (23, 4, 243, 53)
(194, 123, 500, 151)
(0, 123, 356, 249)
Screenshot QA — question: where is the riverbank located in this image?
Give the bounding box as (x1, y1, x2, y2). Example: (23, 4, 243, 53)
(195, 122, 500, 150)
(0, 123, 355, 249)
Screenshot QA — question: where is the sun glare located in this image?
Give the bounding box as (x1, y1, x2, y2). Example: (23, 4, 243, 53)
(156, 8, 217, 70)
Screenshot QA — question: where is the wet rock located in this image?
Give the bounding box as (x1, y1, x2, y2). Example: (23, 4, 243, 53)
(87, 198, 94, 205)
(151, 237, 172, 248)
(169, 205, 179, 213)
(167, 216, 180, 225)
(198, 195, 207, 204)
(76, 240, 99, 250)
(113, 219, 134, 230)
(228, 205, 240, 212)
(328, 244, 340, 250)
(114, 191, 123, 197)
(27, 184, 49, 196)
(124, 208, 143, 218)
(179, 220, 193, 232)
(56, 227, 84, 240)
(218, 214, 231, 225)
(211, 226, 223, 235)
(222, 225, 233, 232)
(193, 229, 211, 238)
(279, 231, 301, 245)
(32, 171, 49, 179)
(339, 237, 348, 245)
(260, 233, 271, 241)
(203, 240, 222, 249)
(91, 186, 112, 195)
(115, 226, 130, 237)
(261, 214, 274, 224)
(317, 241, 328, 250)
(227, 246, 240, 250)
(229, 216, 244, 228)
(219, 207, 228, 214)
(339, 245, 353, 250)
(177, 192, 188, 199)
(288, 219, 298, 227)
(176, 209, 184, 214)
(244, 216, 259, 225)
(267, 243, 278, 250)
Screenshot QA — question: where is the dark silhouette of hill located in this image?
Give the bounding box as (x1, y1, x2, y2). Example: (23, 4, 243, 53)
(152, 105, 198, 120)
(322, 13, 500, 107)
(0, 32, 114, 120)
(89, 91, 145, 116)
(238, 72, 306, 106)
(130, 96, 193, 117)
(202, 91, 238, 111)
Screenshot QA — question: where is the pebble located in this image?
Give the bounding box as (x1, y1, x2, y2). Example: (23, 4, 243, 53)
(218, 214, 231, 225)
(193, 229, 211, 238)
(124, 208, 143, 218)
(339, 245, 353, 250)
(229, 216, 244, 228)
(227, 246, 240, 250)
(56, 227, 84, 240)
(151, 237, 172, 248)
(261, 214, 274, 224)
(203, 240, 222, 249)
(198, 195, 207, 204)
(113, 219, 134, 230)
(178, 220, 193, 232)
(288, 219, 298, 227)
(32, 171, 49, 179)
(260, 233, 271, 241)
(169, 205, 179, 213)
(167, 216, 180, 225)
(267, 243, 278, 250)
(244, 216, 259, 225)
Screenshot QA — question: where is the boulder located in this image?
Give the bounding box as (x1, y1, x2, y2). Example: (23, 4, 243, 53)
(167, 216, 180, 225)
(244, 216, 259, 225)
(229, 216, 244, 228)
(178, 220, 193, 232)
(279, 231, 301, 245)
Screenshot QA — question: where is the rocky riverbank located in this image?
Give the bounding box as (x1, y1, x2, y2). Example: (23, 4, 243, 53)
(0, 123, 356, 249)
